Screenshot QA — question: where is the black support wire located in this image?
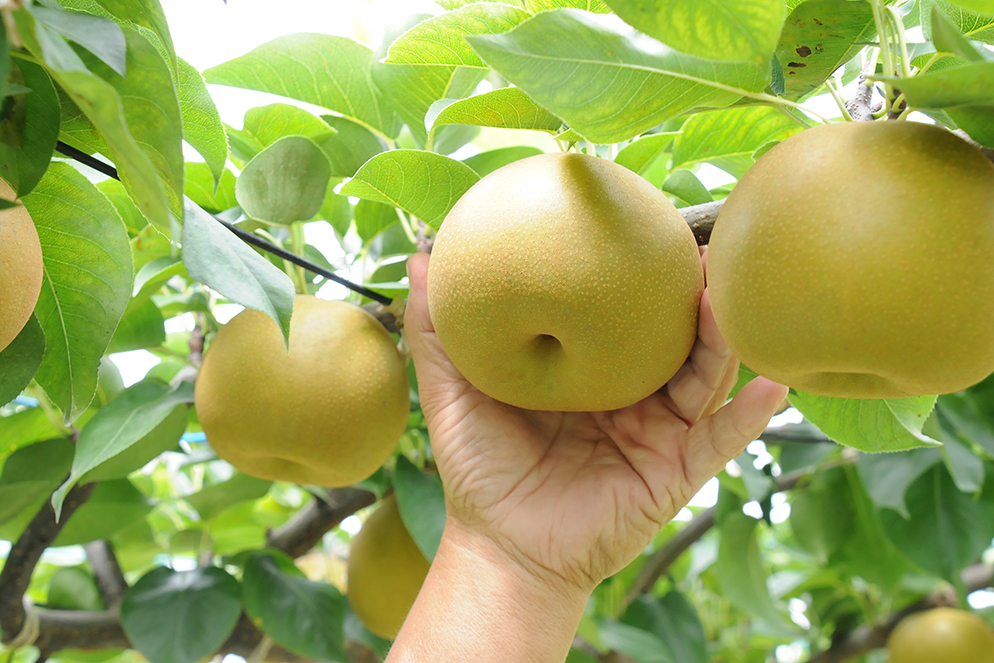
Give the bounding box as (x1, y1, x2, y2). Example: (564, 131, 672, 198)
(54, 141, 394, 306)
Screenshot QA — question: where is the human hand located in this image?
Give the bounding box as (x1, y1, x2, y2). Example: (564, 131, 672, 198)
(404, 250, 788, 596)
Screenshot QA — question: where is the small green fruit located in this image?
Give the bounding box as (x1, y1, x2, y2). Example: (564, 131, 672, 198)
(708, 121, 994, 398)
(347, 496, 430, 640)
(428, 152, 704, 411)
(887, 607, 994, 663)
(0, 179, 43, 353)
(195, 296, 409, 486)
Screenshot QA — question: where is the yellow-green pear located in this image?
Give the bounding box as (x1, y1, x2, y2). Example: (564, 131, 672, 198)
(0, 179, 43, 353)
(428, 152, 704, 411)
(708, 121, 994, 398)
(887, 608, 994, 663)
(195, 296, 410, 486)
(347, 496, 430, 640)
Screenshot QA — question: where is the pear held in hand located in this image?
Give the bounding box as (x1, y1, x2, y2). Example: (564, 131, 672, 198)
(428, 152, 704, 411)
(708, 121, 994, 398)
(0, 179, 43, 353)
(195, 296, 410, 486)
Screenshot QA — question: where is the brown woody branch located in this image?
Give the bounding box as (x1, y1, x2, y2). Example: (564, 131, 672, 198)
(0, 482, 96, 645)
(82, 541, 128, 609)
(266, 487, 377, 558)
(808, 563, 994, 663)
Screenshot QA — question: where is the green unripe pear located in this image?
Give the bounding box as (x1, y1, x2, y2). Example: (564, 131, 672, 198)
(347, 496, 430, 640)
(708, 121, 994, 398)
(195, 296, 410, 486)
(887, 608, 994, 663)
(428, 152, 704, 411)
(0, 179, 43, 353)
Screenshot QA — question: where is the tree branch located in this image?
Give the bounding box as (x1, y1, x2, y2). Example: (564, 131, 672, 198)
(624, 466, 814, 602)
(13, 485, 376, 661)
(82, 541, 128, 609)
(266, 487, 377, 558)
(0, 482, 96, 645)
(807, 563, 994, 663)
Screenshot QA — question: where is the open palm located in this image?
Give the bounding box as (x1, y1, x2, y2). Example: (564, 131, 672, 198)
(404, 252, 787, 593)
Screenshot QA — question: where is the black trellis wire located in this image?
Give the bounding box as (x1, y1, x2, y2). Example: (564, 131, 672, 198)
(54, 141, 394, 306)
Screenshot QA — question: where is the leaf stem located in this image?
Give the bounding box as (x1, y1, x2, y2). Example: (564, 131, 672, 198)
(915, 52, 942, 76)
(870, 0, 896, 112)
(395, 208, 419, 245)
(290, 223, 308, 294)
(887, 6, 914, 79)
(824, 78, 852, 121)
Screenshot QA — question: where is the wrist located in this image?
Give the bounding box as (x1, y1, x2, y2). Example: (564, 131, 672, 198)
(387, 518, 590, 663)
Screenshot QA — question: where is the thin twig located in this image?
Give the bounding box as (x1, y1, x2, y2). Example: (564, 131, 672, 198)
(82, 541, 128, 609)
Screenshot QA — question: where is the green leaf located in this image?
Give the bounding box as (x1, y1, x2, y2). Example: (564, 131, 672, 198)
(621, 592, 707, 663)
(926, 0, 994, 44)
(185, 472, 273, 520)
(858, 449, 943, 517)
(60, 0, 177, 72)
(438, 0, 526, 7)
(318, 116, 385, 178)
(394, 456, 446, 561)
(48, 567, 105, 611)
(598, 621, 674, 663)
(225, 103, 338, 165)
(178, 58, 227, 188)
(386, 3, 532, 68)
(22, 163, 133, 423)
(51, 381, 194, 518)
(661, 170, 712, 206)
(107, 298, 166, 353)
(467, 9, 768, 143)
(340, 149, 479, 228)
(713, 513, 794, 632)
(181, 200, 295, 346)
(28, 4, 127, 76)
(242, 552, 348, 662)
(932, 4, 989, 62)
(528, 0, 610, 10)
(937, 392, 994, 456)
(98, 178, 148, 234)
(672, 106, 803, 176)
(829, 466, 912, 591)
(0, 438, 74, 528)
(879, 464, 994, 581)
(789, 469, 856, 561)
(947, 0, 994, 13)
(75, 25, 184, 221)
(235, 136, 332, 224)
(940, 435, 985, 493)
(462, 145, 542, 176)
(0, 408, 63, 464)
(788, 392, 941, 452)
(121, 566, 242, 663)
(614, 132, 675, 176)
(428, 87, 563, 139)
(0, 59, 61, 197)
(54, 478, 153, 545)
(604, 0, 785, 66)
(80, 405, 187, 483)
(16, 10, 176, 231)
(0, 316, 46, 408)
(204, 34, 401, 139)
(0, 16, 8, 99)
(892, 62, 994, 146)
(371, 62, 484, 145)
(354, 200, 400, 244)
(185, 163, 237, 215)
(776, 0, 876, 100)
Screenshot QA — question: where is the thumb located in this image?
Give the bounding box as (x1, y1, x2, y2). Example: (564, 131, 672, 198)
(404, 253, 467, 396)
